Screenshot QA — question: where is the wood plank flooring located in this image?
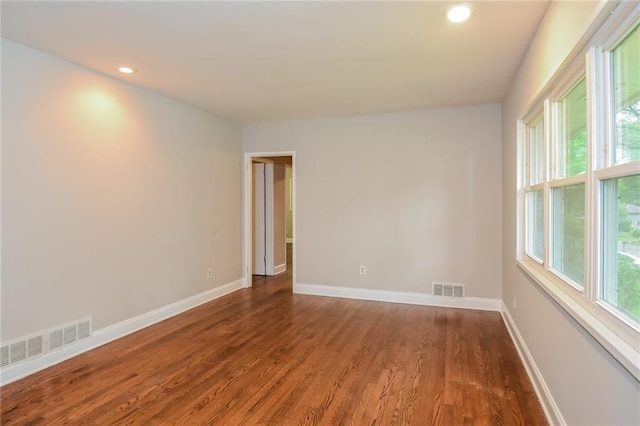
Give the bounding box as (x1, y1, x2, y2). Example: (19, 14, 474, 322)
(1, 253, 547, 425)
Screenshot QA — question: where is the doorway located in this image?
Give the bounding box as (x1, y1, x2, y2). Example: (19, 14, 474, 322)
(252, 161, 273, 276)
(244, 152, 295, 288)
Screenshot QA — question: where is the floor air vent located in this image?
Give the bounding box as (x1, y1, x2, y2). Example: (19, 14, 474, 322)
(433, 282, 465, 298)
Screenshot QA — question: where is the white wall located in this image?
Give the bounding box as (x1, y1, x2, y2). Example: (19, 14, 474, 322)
(244, 104, 502, 298)
(1, 40, 243, 341)
(502, 2, 640, 425)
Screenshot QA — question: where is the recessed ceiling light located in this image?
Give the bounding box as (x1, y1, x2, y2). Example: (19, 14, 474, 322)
(118, 66, 135, 74)
(447, 4, 472, 23)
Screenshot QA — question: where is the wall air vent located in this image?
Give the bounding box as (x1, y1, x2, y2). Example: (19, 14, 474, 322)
(434, 283, 443, 296)
(0, 345, 9, 368)
(1, 317, 92, 370)
(48, 317, 92, 353)
(77, 320, 91, 340)
(0, 334, 46, 369)
(49, 329, 64, 351)
(27, 336, 44, 358)
(10, 341, 27, 364)
(433, 282, 465, 298)
(63, 325, 77, 345)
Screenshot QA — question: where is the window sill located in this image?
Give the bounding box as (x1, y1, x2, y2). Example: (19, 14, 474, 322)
(515, 258, 640, 382)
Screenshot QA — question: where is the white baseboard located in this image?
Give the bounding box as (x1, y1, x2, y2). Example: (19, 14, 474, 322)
(293, 283, 502, 312)
(0, 278, 244, 386)
(501, 303, 564, 425)
(286, 238, 293, 244)
(274, 263, 287, 275)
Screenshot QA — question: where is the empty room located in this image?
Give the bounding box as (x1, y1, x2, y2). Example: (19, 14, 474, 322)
(1, 1, 639, 425)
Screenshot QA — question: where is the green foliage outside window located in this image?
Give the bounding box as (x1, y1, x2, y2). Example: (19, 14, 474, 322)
(561, 101, 640, 321)
(616, 173, 640, 322)
(612, 21, 640, 321)
(553, 184, 585, 285)
(553, 78, 587, 286)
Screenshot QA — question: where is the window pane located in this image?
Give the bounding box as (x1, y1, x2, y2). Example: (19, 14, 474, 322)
(612, 24, 640, 165)
(557, 78, 587, 178)
(601, 174, 640, 323)
(551, 184, 585, 287)
(529, 119, 545, 185)
(526, 190, 544, 260)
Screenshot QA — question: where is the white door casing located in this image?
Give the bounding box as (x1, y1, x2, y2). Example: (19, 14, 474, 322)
(243, 152, 296, 287)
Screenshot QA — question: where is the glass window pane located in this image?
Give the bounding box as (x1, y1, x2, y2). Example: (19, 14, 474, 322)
(529, 119, 545, 185)
(526, 190, 544, 260)
(551, 184, 585, 287)
(612, 24, 640, 165)
(601, 174, 640, 323)
(557, 78, 587, 178)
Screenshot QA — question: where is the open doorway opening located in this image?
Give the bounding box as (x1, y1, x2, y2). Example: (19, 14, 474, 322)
(244, 153, 295, 289)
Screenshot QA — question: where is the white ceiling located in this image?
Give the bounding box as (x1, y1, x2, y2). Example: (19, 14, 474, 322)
(1, 1, 550, 124)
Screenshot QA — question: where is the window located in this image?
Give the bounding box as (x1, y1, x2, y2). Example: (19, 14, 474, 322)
(550, 77, 587, 288)
(524, 116, 545, 261)
(602, 175, 640, 323)
(556, 78, 587, 178)
(529, 118, 545, 186)
(525, 189, 544, 260)
(612, 24, 640, 165)
(518, 5, 640, 380)
(551, 183, 585, 287)
(600, 17, 640, 325)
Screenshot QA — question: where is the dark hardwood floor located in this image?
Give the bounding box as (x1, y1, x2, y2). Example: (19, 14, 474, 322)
(1, 246, 546, 425)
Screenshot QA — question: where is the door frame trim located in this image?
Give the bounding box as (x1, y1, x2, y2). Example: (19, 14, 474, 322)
(243, 151, 296, 288)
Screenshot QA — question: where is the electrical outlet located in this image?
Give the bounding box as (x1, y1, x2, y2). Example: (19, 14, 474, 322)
(207, 268, 213, 279)
(359, 265, 366, 275)
(513, 294, 517, 309)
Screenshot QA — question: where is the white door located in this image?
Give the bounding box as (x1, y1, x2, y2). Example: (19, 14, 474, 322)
(252, 163, 274, 275)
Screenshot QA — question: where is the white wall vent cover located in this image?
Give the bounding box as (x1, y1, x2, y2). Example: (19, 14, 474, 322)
(49, 329, 64, 351)
(10, 341, 27, 364)
(77, 320, 91, 340)
(0, 317, 92, 370)
(1, 332, 45, 369)
(433, 282, 465, 298)
(27, 336, 44, 358)
(63, 325, 77, 346)
(48, 317, 92, 353)
(0, 345, 9, 368)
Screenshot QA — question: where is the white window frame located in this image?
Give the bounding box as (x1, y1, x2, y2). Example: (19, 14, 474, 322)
(548, 72, 587, 291)
(523, 106, 546, 265)
(516, 2, 640, 381)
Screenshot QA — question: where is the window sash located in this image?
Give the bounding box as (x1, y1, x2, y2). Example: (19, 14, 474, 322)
(599, 173, 640, 325)
(550, 183, 586, 289)
(554, 77, 588, 179)
(527, 117, 545, 187)
(611, 24, 640, 166)
(524, 189, 545, 262)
